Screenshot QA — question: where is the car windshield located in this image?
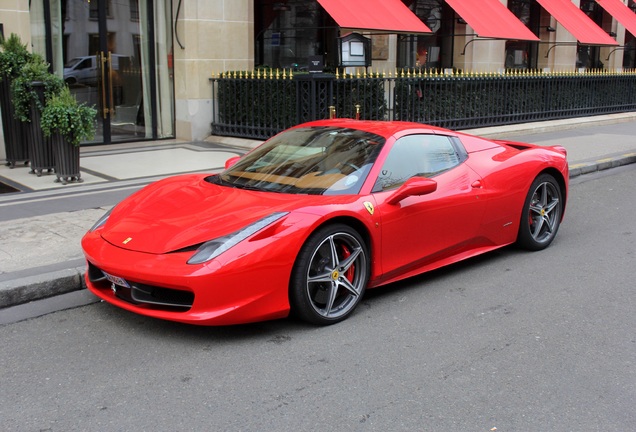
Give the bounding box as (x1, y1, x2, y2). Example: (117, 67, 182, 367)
(211, 126, 385, 195)
(64, 58, 82, 68)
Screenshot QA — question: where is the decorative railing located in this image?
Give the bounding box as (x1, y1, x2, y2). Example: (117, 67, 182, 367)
(210, 69, 636, 140)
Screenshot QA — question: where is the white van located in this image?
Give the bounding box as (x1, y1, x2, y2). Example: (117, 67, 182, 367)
(63, 55, 130, 85)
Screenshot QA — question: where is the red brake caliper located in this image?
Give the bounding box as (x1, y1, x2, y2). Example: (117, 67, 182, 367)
(529, 196, 537, 227)
(341, 245, 355, 282)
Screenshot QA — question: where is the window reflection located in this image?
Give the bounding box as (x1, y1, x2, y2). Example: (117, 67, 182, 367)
(255, 1, 335, 70)
(623, 0, 636, 69)
(374, 134, 460, 192)
(506, 0, 539, 71)
(397, 0, 452, 71)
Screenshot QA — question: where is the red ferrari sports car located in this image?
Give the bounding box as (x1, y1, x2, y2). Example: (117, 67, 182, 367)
(82, 119, 568, 326)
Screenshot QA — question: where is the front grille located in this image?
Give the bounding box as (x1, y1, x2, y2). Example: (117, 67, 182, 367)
(130, 283, 194, 308)
(87, 262, 194, 311)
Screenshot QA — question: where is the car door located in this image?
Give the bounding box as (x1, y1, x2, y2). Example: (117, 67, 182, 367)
(372, 134, 486, 278)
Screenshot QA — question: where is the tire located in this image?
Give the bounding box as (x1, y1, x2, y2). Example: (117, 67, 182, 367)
(290, 224, 370, 325)
(516, 174, 563, 251)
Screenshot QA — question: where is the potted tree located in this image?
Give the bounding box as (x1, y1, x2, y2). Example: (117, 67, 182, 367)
(10, 54, 64, 176)
(40, 86, 97, 184)
(0, 33, 32, 167)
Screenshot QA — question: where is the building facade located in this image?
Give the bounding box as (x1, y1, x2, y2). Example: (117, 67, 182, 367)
(1, 0, 635, 153)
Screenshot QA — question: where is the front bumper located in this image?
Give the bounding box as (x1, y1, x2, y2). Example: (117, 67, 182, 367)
(82, 232, 293, 325)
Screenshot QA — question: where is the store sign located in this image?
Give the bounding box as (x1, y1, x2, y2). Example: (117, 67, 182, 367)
(308, 56, 324, 73)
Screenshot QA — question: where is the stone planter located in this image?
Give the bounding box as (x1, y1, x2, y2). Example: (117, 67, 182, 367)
(52, 132, 82, 185)
(0, 74, 29, 168)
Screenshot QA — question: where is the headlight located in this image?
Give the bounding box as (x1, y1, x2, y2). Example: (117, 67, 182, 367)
(88, 208, 112, 232)
(187, 212, 288, 264)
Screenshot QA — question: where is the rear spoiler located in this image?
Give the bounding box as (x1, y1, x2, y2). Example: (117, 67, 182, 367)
(494, 139, 567, 158)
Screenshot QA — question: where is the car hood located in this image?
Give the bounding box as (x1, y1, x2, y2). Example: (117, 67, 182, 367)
(100, 174, 332, 254)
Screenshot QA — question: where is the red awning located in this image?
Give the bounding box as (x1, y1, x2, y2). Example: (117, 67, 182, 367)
(445, 0, 539, 41)
(596, 0, 636, 37)
(535, 0, 618, 45)
(316, 0, 432, 34)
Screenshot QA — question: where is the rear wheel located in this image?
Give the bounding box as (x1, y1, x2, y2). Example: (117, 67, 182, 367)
(290, 224, 369, 325)
(517, 174, 563, 251)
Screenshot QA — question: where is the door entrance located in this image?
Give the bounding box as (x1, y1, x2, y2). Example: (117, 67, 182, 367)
(60, 0, 171, 144)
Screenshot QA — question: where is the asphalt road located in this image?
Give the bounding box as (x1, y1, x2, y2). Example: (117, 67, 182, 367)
(1, 165, 634, 432)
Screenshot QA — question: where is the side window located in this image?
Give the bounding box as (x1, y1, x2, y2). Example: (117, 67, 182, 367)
(78, 58, 91, 70)
(373, 134, 461, 192)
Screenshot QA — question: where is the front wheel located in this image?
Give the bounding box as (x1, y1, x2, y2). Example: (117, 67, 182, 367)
(290, 224, 369, 325)
(516, 174, 563, 251)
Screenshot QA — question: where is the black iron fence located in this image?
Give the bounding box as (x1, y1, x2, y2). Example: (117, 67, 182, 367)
(210, 69, 636, 140)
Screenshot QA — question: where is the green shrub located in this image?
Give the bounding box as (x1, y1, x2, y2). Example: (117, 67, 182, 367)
(0, 33, 31, 79)
(10, 54, 64, 122)
(41, 86, 97, 146)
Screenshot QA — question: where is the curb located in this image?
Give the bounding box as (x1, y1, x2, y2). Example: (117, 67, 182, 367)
(568, 152, 636, 178)
(465, 112, 636, 139)
(1, 154, 635, 312)
(0, 266, 85, 309)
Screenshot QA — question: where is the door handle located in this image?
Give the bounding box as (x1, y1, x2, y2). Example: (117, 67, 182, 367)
(99, 51, 115, 118)
(107, 51, 115, 117)
(99, 52, 108, 118)
(471, 180, 483, 189)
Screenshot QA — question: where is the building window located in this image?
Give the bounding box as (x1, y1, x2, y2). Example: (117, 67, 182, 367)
(397, 0, 453, 71)
(89, 0, 111, 20)
(89, 1, 97, 19)
(130, 1, 139, 22)
(624, 1, 636, 68)
(506, 0, 540, 70)
(578, 0, 605, 69)
(255, 0, 337, 71)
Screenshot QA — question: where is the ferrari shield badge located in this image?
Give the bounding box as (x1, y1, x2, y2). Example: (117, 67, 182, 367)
(122, 237, 133, 245)
(363, 201, 374, 215)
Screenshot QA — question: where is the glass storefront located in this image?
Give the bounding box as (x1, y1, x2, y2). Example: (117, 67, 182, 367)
(623, 0, 636, 69)
(29, 0, 174, 145)
(577, 0, 604, 69)
(255, 0, 338, 71)
(506, 0, 540, 70)
(397, 0, 453, 71)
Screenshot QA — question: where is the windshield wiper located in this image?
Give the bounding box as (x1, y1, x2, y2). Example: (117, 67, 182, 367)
(209, 175, 286, 193)
(233, 183, 265, 192)
(206, 175, 235, 187)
